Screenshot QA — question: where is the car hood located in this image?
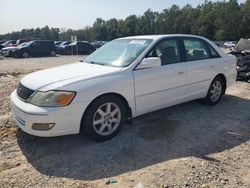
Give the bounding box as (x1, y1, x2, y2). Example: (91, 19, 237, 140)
(235, 38, 250, 52)
(21, 62, 123, 91)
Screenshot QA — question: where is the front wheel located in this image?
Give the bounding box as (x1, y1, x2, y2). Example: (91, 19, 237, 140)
(203, 77, 225, 106)
(82, 96, 126, 142)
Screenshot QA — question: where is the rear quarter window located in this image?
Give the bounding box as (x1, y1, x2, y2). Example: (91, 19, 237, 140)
(207, 44, 220, 58)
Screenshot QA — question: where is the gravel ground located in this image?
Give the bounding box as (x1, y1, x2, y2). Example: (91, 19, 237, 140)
(0, 55, 249, 188)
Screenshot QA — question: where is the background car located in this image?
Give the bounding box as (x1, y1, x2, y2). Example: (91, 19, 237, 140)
(1, 42, 28, 57)
(13, 40, 56, 58)
(0, 44, 3, 51)
(0, 41, 7, 45)
(229, 38, 250, 80)
(2, 40, 17, 47)
(55, 41, 63, 46)
(91, 41, 108, 48)
(0, 40, 17, 50)
(16, 38, 36, 46)
(224, 41, 236, 48)
(55, 41, 71, 52)
(57, 41, 96, 55)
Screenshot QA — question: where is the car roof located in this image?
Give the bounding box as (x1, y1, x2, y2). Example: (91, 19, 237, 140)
(120, 34, 207, 41)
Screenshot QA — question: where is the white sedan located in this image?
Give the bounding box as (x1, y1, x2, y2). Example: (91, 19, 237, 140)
(223, 41, 236, 48)
(11, 34, 237, 141)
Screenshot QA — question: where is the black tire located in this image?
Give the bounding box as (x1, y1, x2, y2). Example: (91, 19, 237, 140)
(22, 52, 29, 58)
(82, 95, 126, 142)
(203, 76, 225, 106)
(50, 50, 56, 57)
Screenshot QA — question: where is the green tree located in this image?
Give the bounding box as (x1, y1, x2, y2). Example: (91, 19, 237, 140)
(0, 1, 248, 42)
(124, 15, 138, 36)
(240, 0, 250, 38)
(215, 0, 241, 40)
(194, 1, 217, 39)
(40, 26, 50, 40)
(93, 18, 108, 40)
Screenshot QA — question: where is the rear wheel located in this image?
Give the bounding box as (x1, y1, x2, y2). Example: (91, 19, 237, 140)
(50, 50, 56, 57)
(82, 95, 126, 142)
(204, 77, 225, 106)
(22, 52, 29, 58)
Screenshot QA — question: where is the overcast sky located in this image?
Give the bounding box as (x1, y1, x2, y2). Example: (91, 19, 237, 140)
(0, 0, 246, 34)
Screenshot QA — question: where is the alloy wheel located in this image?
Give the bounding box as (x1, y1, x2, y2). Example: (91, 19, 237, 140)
(92, 102, 121, 136)
(210, 80, 222, 102)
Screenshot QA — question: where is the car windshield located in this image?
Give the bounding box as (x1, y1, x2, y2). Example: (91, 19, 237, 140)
(18, 42, 28, 47)
(20, 41, 34, 48)
(69, 41, 77, 45)
(60, 41, 71, 46)
(83, 39, 152, 67)
(2, 41, 13, 46)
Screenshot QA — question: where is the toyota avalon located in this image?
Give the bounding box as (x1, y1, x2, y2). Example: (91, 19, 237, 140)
(11, 34, 237, 141)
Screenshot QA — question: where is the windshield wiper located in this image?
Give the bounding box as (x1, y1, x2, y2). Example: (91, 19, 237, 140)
(88, 61, 105, 66)
(83, 60, 121, 67)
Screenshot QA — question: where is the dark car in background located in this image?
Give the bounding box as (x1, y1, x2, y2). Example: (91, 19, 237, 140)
(55, 41, 63, 46)
(55, 41, 71, 52)
(91, 41, 108, 48)
(13, 40, 56, 58)
(16, 38, 35, 46)
(57, 41, 96, 55)
(57, 41, 71, 46)
(0, 41, 7, 45)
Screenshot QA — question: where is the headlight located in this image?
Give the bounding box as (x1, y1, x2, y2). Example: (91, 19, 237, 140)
(27, 91, 76, 107)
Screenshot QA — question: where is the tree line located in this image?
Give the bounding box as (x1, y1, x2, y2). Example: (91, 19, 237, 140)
(1, 0, 249, 42)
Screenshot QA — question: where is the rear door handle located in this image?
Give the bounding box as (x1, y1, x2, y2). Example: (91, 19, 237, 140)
(210, 65, 215, 68)
(178, 71, 185, 75)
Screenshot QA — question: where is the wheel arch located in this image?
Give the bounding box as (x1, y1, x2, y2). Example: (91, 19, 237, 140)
(80, 92, 132, 132)
(215, 73, 227, 94)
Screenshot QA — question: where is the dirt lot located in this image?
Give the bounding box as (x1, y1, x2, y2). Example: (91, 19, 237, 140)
(0, 55, 249, 188)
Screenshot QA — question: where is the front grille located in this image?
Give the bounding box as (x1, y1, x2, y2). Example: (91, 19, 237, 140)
(17, 83, 34, 101)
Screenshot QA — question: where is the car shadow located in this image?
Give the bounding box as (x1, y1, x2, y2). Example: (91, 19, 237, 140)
(17, 94, 250, 180)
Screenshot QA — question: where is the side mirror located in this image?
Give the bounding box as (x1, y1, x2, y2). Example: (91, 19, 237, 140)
(136, 57, 161, 70)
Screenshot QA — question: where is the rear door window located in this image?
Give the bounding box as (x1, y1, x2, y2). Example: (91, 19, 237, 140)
(183, 39, 210, 61)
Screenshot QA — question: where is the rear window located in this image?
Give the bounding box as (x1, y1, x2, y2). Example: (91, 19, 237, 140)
(184, 39, 210, 61)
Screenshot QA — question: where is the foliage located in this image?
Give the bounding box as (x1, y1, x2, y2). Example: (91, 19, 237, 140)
(0, 0, 249, 42)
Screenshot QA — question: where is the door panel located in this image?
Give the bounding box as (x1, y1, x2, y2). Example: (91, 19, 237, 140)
(30, 42, 42, 56)
(183, 38, 216, 100)
(186, 59, 215, 100)
(133, 63, 187, 115)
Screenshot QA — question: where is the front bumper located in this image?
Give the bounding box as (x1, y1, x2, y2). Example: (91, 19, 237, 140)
(10, 90, 87, 137)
